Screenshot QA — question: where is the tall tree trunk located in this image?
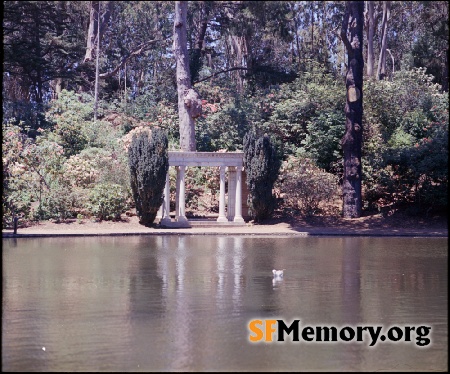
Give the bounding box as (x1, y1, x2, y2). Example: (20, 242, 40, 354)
(377, 1, 390, 80)
(174, 1, 202, 151)
(228, 34, 250, 93)
(365, 1, 375, 77)
(84, 1, 111, 63)
(94, 1, 101, 121)
(31, 3, 43, 103)
(190, 1, 210, 84)
(341, 1, 364, 218)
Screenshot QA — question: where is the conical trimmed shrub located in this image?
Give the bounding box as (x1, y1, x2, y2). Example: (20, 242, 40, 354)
(128, 128, 169, 226)
(243, 130, 281, 222)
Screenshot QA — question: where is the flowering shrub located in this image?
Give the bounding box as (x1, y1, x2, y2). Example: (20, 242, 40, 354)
(278, 156, 340, 216)
(118, 126, 153, 152)
(63, 155, 99, 188)
(3, 122, 37, 226)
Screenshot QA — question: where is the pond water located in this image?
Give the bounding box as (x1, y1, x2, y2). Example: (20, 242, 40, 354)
(2, 236, 448, 372)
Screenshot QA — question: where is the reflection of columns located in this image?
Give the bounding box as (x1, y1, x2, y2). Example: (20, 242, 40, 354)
(217, 166, 228, 222)
(233, 237, 243, 309)
(234, 166, 245, 223)
(216, 236, 226, 302)
(176, 236, 186, 292)
(160, 172, 171, 225)
(227, 167, 236, 221)
(176, 166, 188, 222)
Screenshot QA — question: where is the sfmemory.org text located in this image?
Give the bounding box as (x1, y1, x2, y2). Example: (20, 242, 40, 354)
(248, 319, 431, 347)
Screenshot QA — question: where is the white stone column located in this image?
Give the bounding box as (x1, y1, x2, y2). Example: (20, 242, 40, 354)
(227, 167, 236, 221)
(217, 165, 228, 222)
(234, 166, 245, 223)
(160, 171, 171, 225)
(175, 167, 181, 220)
(156, 204, 163, 221)
(177, 166, 188, 223)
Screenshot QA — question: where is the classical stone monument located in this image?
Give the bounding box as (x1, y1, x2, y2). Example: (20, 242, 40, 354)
(157, 151, 246, 227)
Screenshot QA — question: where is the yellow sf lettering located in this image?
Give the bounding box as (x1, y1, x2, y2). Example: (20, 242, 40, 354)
(249, 319, 278, 342)
(249, 319, 263, 342)
(265, 320, 277, 342)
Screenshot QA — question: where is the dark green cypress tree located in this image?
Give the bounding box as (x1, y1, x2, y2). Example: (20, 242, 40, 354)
(128, 128, 169, 226)
(243, 130, 281, 222)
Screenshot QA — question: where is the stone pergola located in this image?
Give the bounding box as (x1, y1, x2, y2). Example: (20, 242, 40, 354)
(157, 151, 245, 227)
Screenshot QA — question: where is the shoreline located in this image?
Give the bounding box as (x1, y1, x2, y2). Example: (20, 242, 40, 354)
(2, 214, 448, 238)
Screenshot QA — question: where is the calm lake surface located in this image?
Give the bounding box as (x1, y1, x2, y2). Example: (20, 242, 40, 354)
(2, 236, 448, 372)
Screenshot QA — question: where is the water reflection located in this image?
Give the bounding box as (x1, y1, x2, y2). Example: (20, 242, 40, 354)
(342, 237, 362, 324)
(2, 236, 447, 371)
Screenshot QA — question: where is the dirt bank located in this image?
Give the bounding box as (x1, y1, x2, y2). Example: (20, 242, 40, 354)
(2, 212, 447, 237)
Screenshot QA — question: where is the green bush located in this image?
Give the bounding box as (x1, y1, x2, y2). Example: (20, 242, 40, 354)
(363, 68, 448, 213)
(261, 60, 346, 155)
(243, 131, 281, 222)
(87, 183, 129, 221)
(45, 90, 94, 157)
(184, 166, 220, 214)
(36, 181, 75, 221)
(128, 127, 169, 226)
(300, 110, 345, 171)
(195, 101, 249, 152)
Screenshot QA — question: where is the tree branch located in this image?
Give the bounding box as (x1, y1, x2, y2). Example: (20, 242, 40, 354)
(98, 39, 166, 79)
(193, 66, 251, 85)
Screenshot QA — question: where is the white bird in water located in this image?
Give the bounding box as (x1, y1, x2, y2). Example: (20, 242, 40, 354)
(272, 269, 285, 277)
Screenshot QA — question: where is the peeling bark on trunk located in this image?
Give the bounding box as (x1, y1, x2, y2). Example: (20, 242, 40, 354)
(377, 1, 390, 80)
(84, 1, 111, 63)
(341, 1, 364, 219)
(227, 34, 251, 94)
(174, 1, 201, 151)
(365, 1, 375, 78)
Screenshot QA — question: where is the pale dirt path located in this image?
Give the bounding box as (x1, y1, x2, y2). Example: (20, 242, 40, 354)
(2, 214, 447, 237)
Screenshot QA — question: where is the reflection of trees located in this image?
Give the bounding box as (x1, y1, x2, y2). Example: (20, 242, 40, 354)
(341, 237, 362, 325)
(360, 238, 448, 323)
(127, 236, 165, 317)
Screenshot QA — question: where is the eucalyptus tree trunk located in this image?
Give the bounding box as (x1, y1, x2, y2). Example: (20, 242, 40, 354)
(340, 1, 364, 218)
(84, 1, 111, 63)
(377, 1, 390, 80)
(94, 1, 100, 121)
(173, 1, 202, 151)
(365, 1, 375, 78)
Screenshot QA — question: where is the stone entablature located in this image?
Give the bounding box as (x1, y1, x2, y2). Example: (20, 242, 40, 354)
(168, 151, 244, 167)
(158, 152, 245, 227)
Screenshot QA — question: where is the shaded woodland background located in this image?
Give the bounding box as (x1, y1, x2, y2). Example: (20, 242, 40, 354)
(3, 1, 448, 227)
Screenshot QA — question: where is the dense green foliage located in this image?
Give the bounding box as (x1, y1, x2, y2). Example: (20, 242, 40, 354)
(87, 183, 129, 221)
(2, 94, 131, 226)
(243, 131, 281, 221)
(2, 1, 448, 227)
(362, 68, 448, 213)
(128, 128, 169, 226)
